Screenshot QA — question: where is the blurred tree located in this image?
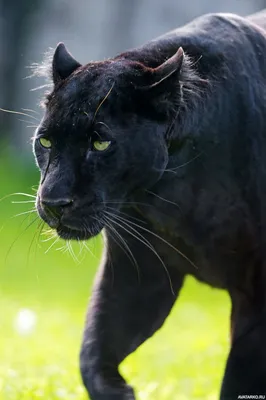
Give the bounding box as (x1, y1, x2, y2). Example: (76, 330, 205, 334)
(1, 0, 43, 143)
(104, 0, 141, 54)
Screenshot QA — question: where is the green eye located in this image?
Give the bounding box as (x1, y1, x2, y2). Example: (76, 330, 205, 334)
(93, 140, 111, 151)
(39, 137, 52, 149)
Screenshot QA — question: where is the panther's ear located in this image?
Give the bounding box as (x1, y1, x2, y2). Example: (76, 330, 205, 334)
(52, 43, 81, 84)
(132, 47, 185, 117)
(141, 47, 184, 89)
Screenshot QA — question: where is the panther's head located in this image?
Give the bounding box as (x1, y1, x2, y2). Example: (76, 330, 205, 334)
(34, 43, 186, 240)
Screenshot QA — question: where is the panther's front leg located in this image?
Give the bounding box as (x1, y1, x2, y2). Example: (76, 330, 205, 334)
(80, 228, 184, 399)
(220, 276, 266, 399)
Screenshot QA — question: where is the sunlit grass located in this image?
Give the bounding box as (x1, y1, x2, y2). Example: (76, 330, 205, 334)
(0, 155, 230, 399)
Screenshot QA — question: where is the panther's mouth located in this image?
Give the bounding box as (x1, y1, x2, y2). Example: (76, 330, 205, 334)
(36, 198, 105, 241)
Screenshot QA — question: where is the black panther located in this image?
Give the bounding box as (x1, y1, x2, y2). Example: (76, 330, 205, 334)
(33, 9, 266, 399)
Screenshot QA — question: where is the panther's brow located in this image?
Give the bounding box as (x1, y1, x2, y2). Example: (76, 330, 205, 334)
(92, 82, 115, 123)
(35, 125, 48, 137)
(95, 121, 114, 136)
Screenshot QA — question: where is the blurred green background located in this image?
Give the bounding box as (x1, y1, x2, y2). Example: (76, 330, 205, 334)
(0, 148, 230, 399)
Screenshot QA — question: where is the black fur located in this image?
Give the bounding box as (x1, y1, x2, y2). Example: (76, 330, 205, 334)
(33, 10, 266, 399)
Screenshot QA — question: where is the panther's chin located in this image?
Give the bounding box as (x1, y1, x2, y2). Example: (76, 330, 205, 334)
(56, 221, 104, 241)
(56, 225, 93, 240)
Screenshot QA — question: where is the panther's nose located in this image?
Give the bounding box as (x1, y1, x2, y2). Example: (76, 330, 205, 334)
(40, 197, 74, 218)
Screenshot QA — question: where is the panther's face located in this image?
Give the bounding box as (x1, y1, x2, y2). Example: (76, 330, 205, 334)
(34, 43, 184, 240)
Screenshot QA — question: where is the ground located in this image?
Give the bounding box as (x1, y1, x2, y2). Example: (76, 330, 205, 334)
(0, 156, 230, 400)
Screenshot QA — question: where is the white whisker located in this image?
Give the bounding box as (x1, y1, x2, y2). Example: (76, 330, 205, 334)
(12, 200, 36, 204)
(41, 234, 57, 243)
(66, 240, 80, 264)
(165, 152, 203, 173)
(0, 192, 36, 203)
(103, 216, 140, 282)
(105, 210, 197, 270)
(11, 210, 36, 219)
(0, 107, 39, 121)
(146, 190, 181, 210)
(21, 108, 40, 115)
(105, 206, 147, 224)
(104, 213, 175, 295)
(45, 237, 59, 254)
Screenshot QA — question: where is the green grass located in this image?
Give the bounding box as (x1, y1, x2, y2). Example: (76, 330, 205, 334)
(0, 154, 231, 399)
